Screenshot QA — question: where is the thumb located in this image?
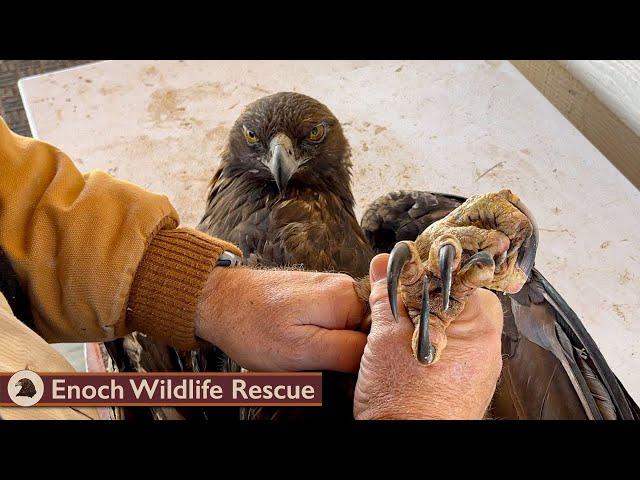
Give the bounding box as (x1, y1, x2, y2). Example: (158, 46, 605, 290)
(369, 253, 388, 285)
(368, 254, 410, 328)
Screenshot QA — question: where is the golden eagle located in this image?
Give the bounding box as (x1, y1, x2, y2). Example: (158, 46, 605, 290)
(110, 92, 639, 420)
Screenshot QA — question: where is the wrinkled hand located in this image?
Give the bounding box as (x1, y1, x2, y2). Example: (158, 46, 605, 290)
(195, 267, 367, 372)
(354, 254, 503, 420)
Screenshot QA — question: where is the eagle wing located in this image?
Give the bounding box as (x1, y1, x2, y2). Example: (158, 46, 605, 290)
(361, 190, 639, 420)
(360, 190, 465, 254)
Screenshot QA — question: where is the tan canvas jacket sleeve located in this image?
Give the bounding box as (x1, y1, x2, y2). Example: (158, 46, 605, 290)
(0, 117, 242, 349)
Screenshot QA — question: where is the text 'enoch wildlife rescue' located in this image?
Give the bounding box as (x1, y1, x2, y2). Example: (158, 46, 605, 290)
(0, 372, 322, 407)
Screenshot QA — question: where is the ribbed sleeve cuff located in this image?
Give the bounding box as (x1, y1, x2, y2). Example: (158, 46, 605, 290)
(126, 228, 242, 350)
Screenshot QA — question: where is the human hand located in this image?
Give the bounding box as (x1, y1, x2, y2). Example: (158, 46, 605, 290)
(354, 254, 503, 420)
(195, 267, 367, 372)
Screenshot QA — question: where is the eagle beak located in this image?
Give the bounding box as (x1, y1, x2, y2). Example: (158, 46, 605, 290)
(268, 133, 297, 193)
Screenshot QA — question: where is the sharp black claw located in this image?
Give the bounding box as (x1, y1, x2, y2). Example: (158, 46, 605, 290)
(417, 275, 435, 364)
(438, 244, 456, 312)
(510, 199, 539, 277)
(459, 251, 495, 273)
(387, 242, 411, 322)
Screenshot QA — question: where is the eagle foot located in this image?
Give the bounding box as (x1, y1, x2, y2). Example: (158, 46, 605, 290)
(387, 189, 538, 365)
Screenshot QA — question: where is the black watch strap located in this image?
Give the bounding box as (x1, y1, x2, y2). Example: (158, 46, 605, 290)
(216, 250, 242, 267)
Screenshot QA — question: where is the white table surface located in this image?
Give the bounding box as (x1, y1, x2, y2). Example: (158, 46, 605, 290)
(18, 60, 640, 400)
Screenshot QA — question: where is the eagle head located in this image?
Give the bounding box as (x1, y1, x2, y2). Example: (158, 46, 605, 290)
(222, 92, 352, 199)
(15, 378, 37, 398)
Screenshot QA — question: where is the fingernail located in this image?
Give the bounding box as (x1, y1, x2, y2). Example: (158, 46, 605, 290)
(369, 254, 389, 283)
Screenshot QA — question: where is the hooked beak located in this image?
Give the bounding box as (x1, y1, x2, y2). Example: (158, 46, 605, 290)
(268, 133, 297, 193)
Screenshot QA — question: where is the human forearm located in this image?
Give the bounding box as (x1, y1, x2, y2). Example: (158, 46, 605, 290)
(0, 116, 242, 347)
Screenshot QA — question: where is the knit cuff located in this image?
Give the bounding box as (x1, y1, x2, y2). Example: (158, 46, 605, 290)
(126, 228, 242, 350)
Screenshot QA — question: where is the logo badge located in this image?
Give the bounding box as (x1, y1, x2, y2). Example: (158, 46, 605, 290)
(7, 370, 44, 407)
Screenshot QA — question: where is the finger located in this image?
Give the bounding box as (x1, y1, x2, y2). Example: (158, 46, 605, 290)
(335, 278, 369, 331)
(453, 288, 504, 335)
(298, 328, 368, 373)
(309, 274, 367, 331)
(464, 290, 504, 372)
(370, 252, 389, 284)
(369, 254, 412, 329)
(477, 289, 504, 334)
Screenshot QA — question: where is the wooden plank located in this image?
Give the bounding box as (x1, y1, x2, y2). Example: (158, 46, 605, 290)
(512, 60, 640, 188)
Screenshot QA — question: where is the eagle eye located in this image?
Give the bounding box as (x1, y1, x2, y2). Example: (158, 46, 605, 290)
(242, 125, 259, 145)
(307, 123, 326, 143)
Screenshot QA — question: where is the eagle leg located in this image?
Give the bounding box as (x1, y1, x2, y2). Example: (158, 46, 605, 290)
(387, 189, 538, 365)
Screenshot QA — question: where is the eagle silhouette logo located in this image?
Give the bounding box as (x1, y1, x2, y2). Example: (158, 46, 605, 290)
(15, 378, 37, 398)
(7, 370, 44, 406)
